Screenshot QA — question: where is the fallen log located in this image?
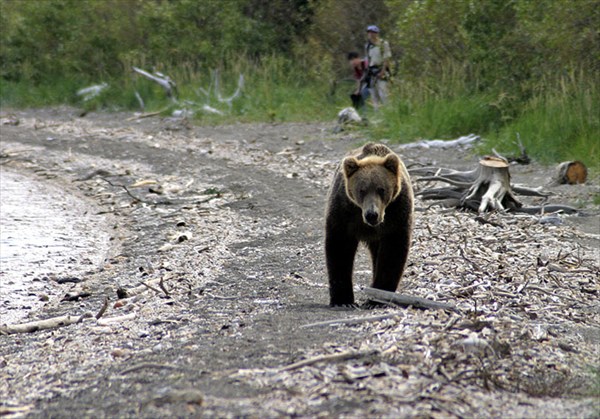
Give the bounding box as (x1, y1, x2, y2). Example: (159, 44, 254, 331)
(554, 161, 587, 184)
(364, 288, 459, 312)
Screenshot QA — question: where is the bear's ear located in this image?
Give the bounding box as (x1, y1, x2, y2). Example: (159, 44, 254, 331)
(342, 157, 360, 178)
(383, 154, 400, 175)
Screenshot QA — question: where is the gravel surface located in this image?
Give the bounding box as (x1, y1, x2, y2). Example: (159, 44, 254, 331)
(0, 107, 598, 418)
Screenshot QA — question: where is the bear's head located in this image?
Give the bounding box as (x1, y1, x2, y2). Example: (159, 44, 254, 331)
(342, 153, 402, 226)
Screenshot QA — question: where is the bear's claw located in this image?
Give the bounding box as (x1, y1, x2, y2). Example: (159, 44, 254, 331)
(361, 300, 388, 309)
(330, 303, 358, 310)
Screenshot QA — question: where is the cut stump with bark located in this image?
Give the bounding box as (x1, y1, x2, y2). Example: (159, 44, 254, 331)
(462, 156, 522, 213)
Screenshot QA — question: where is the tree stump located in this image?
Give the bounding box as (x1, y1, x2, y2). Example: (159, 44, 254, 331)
(461, 156, 522, 213)
(411, 156, 580, 215)
(554, 161, 587, 185)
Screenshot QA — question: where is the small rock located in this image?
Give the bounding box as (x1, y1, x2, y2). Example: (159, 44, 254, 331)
(539, 214, 562, 225)
(111, 348, 130, 358)
(116, 288, 129, 299)
(158, 243, 175, 252)
(152, 388, 204, 406)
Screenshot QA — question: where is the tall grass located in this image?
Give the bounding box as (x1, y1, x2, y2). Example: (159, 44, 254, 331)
(491, 70, 599, 169)
(367, 63, 598, 171)
(0, 56, 597, 169)
(368, 61, 503, 141)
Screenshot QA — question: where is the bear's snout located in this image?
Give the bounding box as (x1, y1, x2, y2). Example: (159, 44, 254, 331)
(364, 209, 381, 226)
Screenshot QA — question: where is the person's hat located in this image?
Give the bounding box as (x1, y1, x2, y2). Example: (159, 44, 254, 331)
(366, 25, 380, 33)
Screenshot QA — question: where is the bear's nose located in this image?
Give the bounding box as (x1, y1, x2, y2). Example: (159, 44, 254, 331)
(365, 210, 379, 226)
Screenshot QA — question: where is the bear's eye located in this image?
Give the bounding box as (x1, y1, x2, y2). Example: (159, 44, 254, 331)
(359, 189, 367, 199)
(377, 187, 385, 198)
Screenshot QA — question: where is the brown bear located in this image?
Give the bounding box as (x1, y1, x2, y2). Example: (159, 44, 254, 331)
(325, 143, 414, 307)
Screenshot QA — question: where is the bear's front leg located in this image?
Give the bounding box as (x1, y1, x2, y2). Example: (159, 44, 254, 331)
(325, 231, 358, 307)
(371, 234, 410, 293)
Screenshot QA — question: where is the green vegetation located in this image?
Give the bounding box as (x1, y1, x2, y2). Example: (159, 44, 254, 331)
(1, 0, 598, 168)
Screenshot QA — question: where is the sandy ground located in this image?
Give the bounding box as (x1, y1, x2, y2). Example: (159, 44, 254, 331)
(0, 107, 598, 418)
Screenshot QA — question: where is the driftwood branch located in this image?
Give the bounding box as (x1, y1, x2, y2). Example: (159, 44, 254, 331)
(364, 288, 459, 312)
(77, 83, 108, 101)
(413, 156, 578, 214)
(0, 314, 85, 335)
(194, 70, 244, 115)
(126, 110, 165, 121)
(95, 297, 109, 320)
(215, 72, 244, 109)
(301, 314, 397, 329)
(278, 350, 379, 372)
(511, 184, 551, 197)
(96, 312, 136, 326)
(140, 280, 163, 294)
(511, 204, 580, 215)
(119, 362, 184, 375)
(415, 176, 473, 188)
(409, 167, 478, 183)
(399, 134, 480, 150)
(132, 66, 177, 100)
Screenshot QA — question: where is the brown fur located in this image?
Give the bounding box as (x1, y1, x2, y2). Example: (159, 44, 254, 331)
(325, 143, 414, 307)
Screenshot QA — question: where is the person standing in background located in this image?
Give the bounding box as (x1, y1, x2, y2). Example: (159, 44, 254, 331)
(347, 51, 369, 110)
(365, 25, 391, 109)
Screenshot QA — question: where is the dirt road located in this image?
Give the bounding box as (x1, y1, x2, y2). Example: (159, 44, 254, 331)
(1, 107, 598, 418)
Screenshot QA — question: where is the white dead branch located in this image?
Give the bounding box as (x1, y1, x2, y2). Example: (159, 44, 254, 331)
(196, 70, 244, 115)
(77, 82, 108, 101)
(277, 350, 379, 372)
(201, 104, 225, 115)
(215, 72, 245, 111)
(0, 314, 87, 334)
(131, 69, 243, 118)
(132, 66, 177, 101)
(134, 91, 145, 110)
(96, 312, 136, 326)
(399, 134, 481, 150)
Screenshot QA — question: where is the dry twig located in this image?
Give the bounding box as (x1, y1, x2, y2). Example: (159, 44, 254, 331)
(0, 314, 85, 335)
(278, 350, 379, 372)
(301, 314, 398, 329)
(120, 362, 184, 375)
(95, 297, 109, 320)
